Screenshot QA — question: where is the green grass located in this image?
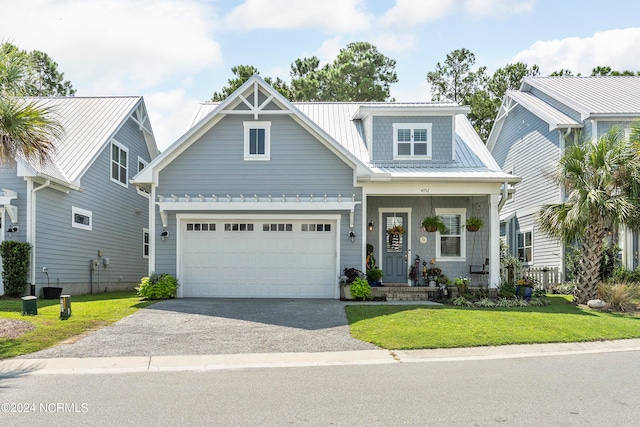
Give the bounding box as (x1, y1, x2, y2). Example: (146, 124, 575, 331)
(346, 295, 640, 349)
(0, 291, 155, 359)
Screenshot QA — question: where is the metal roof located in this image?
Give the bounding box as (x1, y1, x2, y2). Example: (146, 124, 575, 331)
(523, 76, 640, 119)
(20, 97, 153, 184)
(506, 90, 582, 130)
(189, 99, 515, 182)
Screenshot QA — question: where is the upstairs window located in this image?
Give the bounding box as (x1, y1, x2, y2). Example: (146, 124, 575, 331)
(111, 140, 128, 186)
(138, 157, 148, 173)
(72, 206, 92, 231)
(393, 123, 432, 159)
(244, 121, 271, 160)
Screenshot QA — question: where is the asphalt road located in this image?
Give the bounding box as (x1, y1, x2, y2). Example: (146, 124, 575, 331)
(2, 350, 640, 426)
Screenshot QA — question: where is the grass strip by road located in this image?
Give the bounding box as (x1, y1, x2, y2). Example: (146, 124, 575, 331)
(346, 295, 640, 349)
(0, 291, 155, 359)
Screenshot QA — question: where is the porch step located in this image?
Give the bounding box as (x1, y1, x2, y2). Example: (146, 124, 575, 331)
(371, 286, 456, 301)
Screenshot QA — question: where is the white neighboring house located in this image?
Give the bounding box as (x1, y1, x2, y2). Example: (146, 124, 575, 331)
(488, 76, 640, 280)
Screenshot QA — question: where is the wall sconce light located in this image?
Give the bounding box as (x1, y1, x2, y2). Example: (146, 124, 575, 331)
(368, 220, 374, 232)
(160, 230, 169, 241)
(349, 230, 356, 243)
(7, 226, 18, 233)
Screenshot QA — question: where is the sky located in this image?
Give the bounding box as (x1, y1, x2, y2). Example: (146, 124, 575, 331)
(2, 0, 640, 151)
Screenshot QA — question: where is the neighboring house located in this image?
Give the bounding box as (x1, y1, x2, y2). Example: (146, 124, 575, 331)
(487, 76, 640, 280)
(133, 76, 518, 299)
(0, 96, 158, 296)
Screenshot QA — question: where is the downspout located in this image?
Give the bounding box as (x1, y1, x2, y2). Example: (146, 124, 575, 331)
(28, 179, 51, 294)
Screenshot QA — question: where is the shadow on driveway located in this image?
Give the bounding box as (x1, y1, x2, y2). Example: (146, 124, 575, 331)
(18, 299, 378, 359)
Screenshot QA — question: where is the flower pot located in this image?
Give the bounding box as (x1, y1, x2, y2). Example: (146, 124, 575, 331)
(523, 286, 533, 301)
(341, 285, 353, 300)
(424, 225, 438, 232)
(466, 225, 480, 232)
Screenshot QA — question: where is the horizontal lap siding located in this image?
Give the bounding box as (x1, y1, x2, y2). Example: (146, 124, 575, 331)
(35, 118, 152, 289)
(156, 114, 362, 274)
(0, 162, 27, 242)
(492, 106, 562, 219)
(371, 116, 452, 162)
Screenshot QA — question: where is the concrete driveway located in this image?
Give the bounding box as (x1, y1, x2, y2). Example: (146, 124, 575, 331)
(18, 299, 378, 359)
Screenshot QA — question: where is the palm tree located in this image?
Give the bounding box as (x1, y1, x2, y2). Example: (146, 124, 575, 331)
(0, 46, 62, 164)
(539, 127, 640, 303)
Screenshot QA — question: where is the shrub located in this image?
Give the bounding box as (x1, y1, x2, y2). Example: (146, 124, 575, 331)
(597, 283, 639, 312)
(452, 296, 473, 307)
(474, 297, 496, 308)
(350, 277, 371, 300)
(529, 297, 550, 307)
(549, 282, 577, 295)
(343, 267, 363, 284)
(136, 273, 179, 300)
(0, 241, 31, 297)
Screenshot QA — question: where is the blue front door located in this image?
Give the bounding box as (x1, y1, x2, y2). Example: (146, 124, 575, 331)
(382, 213, 408, 283)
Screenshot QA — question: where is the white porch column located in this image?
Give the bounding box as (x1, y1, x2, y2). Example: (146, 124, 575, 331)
(489, 193, 500, 288)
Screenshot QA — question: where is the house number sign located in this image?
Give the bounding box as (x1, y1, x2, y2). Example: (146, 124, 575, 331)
(420, 189, 430, 193)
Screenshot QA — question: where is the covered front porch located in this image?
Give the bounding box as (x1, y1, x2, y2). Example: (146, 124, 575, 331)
(361, 179, 510, 292)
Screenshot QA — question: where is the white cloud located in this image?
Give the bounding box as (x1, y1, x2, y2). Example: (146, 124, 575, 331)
(224, 0, 371, 33)
(1, 0, 223, 95)
(391, 80, 431, 102)
(315, 37, 344, 65)
(144, 89, 200, 151)
(380, 0, 534, 28)
(370, 32, 417, 54)
(514, 28, 640, 75)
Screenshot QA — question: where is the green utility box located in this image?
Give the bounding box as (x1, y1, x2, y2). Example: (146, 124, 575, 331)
(22, 296, 38, 316)
(60, 294, 71, 320)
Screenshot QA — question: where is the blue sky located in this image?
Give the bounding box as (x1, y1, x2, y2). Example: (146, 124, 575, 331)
(3, 0, 640, 150)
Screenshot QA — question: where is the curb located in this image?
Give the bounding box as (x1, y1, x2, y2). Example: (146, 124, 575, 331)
(2, 339, 640, 376)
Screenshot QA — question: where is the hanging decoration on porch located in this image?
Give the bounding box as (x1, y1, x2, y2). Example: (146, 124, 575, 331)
(387, 214, 406, 252)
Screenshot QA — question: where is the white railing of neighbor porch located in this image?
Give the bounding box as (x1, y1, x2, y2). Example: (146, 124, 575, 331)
(500, 266, 561, 289)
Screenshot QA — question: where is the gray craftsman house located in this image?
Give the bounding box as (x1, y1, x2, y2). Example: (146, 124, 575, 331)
(0, 96, 158, 296)
(488, 76, 640, 280)
(134, 76, 518, 298)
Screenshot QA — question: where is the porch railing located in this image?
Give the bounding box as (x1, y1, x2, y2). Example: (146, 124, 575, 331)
(500, 266, 561, 289)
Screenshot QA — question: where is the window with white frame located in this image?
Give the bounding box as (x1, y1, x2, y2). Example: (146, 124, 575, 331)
(393, 123, 432, 159)
(243, 121, 271, 160)
(517, 230, 533, 263)
(138, 157, 148, 173)
(111, 141, 128, 186)
(72, 206, 92, 231)
(143, 228, 149, 258)
(435, 208, 465, 260)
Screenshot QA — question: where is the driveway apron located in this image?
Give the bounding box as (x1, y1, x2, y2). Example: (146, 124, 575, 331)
(18, 299, 378, 359)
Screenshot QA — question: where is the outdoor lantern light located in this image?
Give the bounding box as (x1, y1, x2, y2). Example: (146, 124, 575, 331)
(349, 230, 356, 243)
(160, 230, 169, 241)
(368, 220, 374, 232)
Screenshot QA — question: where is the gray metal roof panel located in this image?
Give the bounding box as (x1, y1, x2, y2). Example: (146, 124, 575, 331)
(524, 76, 640, 117)
(507, 91, 582, 130)
(27, 97, 142, 183)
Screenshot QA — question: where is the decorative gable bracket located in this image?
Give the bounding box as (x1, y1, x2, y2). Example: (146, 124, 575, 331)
(0, 188, 18, 223)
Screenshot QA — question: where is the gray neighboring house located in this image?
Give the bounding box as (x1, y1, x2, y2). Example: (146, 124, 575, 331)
(487, 76, 640, 280)
(0, 96, 158, 296)
(134, 76, 519, 299)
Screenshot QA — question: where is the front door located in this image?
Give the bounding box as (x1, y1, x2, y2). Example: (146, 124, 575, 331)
(382, 213, 408, 283)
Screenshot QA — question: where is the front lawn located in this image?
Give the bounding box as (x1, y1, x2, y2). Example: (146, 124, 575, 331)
(0, 291, 155, 359)
(346, 295, 640, 349)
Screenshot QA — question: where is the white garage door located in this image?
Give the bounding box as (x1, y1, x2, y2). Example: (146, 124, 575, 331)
(181, 219, 337, 298)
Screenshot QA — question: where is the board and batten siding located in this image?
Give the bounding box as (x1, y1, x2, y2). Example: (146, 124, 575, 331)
(34, 117, 152, 293)
(371, 116, 453, 163)
(0, 161, 28, 242)
(155, 113, 362, 275)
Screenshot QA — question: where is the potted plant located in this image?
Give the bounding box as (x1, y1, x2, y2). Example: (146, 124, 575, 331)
(422, 216, 446, 233)
(340, 267, 363, 300)
(454, 277, 471, 295)
(366, 268, 384, 287)
(466, 216, 484, 232)
(350, 277, 372, 301)
(516, 277, 536, 301)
